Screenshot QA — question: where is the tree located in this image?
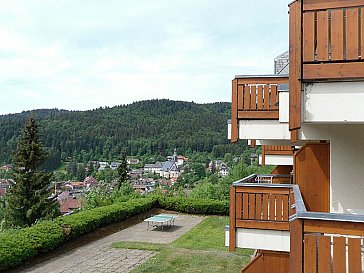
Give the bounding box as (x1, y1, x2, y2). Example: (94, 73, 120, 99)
(115, 152, 129, 190)
(5, 115, 59, 227)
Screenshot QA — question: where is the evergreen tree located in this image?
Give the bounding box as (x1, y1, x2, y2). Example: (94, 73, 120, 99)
(5, 115, 59, 227)
(116, 152, 129, 190)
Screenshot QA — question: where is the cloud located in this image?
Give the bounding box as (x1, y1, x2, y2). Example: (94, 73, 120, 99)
(0, 0, 289, 115)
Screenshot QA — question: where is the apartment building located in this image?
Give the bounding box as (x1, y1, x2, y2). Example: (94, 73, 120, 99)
(227, 0, 364, 272)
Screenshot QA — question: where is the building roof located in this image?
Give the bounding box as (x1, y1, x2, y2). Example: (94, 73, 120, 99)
(83, 176, 98, 185)
(60, 198, 81, 214)
(160, 161, 178, 172)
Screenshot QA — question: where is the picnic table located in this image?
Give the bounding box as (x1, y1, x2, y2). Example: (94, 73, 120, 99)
(144, 214, 176, 231)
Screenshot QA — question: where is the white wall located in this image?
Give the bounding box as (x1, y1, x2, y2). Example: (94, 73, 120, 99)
(329, 125, 364, 213)
(225, 228, 290, 252)
(239, 120, 290, 140)
(259, 154, 293, 166)
(303, 81, 364, 123)
(279, 91, 289, 123)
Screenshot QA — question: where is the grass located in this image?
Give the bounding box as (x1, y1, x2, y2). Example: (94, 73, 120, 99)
(112, 216, 253, 273)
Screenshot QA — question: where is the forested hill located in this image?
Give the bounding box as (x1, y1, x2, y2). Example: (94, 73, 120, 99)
(0, 99, 245, 164)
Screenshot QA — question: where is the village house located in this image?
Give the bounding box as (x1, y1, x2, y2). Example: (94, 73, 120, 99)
(110, 162, 120, 170)
(144, 162, 162, 174)
(226, 0, 364, 271)
(127, 158, 139, 165)
(176, 155, 188, 166)
(159, 161, 180, 179)
(83, 176, 99, 188)
(97, 161, 109, 171)
(59, 197, 81, 215)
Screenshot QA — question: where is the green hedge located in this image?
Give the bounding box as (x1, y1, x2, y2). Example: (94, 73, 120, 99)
(0, 198, 154, 271)
(54, 198, 154, 239)
(154, 196, 229, 215)
(0, 221, 64, 271)
(0, 196, 228, 271)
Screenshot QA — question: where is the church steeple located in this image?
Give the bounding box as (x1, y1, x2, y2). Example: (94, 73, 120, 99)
(173, 148, 177, 162)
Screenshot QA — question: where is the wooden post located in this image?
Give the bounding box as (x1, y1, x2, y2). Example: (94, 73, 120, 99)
(229, 186, 236, 251)
(261, 145, 266, 167)
(231, 79, 238, 143)
(289, 0, 302, 138)
(289, 218, 303, 273)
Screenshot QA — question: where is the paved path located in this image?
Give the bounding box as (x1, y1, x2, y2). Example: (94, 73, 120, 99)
(20, 212, 204, 273)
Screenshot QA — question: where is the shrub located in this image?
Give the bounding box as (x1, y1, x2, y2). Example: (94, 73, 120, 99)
(154, 195, 229, 215)
(0, 196, 227, 271)
(0, 221, 65, 271)
(54, 198, 154, 239)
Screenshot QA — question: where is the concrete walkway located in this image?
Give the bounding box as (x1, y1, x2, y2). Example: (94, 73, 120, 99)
(20, 213, 204, 273)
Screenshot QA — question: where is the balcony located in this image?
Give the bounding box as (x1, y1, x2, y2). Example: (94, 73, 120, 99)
(289, 0, 364, 131)
(227, 176, 364, 272)
(231, 75, 289, 142)
(259, 145, 294, 167)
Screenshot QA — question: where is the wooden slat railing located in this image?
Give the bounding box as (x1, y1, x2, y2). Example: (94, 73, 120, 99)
(231, 76, 288, 142)
(289, 0, 364, 139)
(289, 182, 364, 273)
(302, 3, 364, 80)
(230, 179, 364, 273)
(229, 182, 293, 251)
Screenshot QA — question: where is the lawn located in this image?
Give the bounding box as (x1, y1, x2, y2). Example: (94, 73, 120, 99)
(112, 216, 253, 273)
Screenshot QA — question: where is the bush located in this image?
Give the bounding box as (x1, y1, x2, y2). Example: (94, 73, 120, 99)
(0, 198, 154, 271)
(0, 221, 65, 271)
(0, 196, 227, 271)
(154, 195, 229, 215)
(54, 198, 154, 239)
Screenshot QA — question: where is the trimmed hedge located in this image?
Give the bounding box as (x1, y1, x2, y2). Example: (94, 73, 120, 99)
(54, 198, 154, 239)
(154, 196, 229, 215)
(0, 221, 64, 271)
(0, 196, 228, 271)
(0, 198, 154, 271)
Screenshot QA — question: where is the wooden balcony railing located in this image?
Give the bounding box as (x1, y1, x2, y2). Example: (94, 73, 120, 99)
(302, 2, 364, 80)
(231, 75, 289, 142)
(263, 145, 294, 155)
(229, 180, 294, 251)
(290, 185, 364, 273)
(289, 0, 364, 135)
(230, 177, 364, 272)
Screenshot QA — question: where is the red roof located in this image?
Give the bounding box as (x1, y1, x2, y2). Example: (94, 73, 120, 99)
(60, 198, 81, 214)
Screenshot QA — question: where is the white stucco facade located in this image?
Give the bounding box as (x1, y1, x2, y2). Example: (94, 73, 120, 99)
(259, 154, 293, 166)
(329, 125, 364, 213)
(225, 228, 290, 252)
(303, 81, 364, 123)
(239, 120, 290, 140)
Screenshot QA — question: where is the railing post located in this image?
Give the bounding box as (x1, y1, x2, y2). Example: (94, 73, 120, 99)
(229, 186, 236, 251)
(231, 79, 238, 143)
(289, 218, 303, 273)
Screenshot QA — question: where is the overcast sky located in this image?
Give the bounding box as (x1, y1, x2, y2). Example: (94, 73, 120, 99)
(0, 0, 289, 115)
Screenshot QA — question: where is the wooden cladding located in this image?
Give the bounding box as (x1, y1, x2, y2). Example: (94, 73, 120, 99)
(304, 233, 363, 273)
(263, 145, 294, 155)
(229, 185, 291, 247)
(231, 76, 288, 143)
(303, 6, 364, 63)
(289, 0, 364, 136)
(300, 1, 364, 79)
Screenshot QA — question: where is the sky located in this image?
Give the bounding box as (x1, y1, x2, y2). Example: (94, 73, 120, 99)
(0, 0, 289, 115)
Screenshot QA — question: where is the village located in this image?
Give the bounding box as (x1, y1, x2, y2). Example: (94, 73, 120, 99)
(0, 149, 229, 215)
